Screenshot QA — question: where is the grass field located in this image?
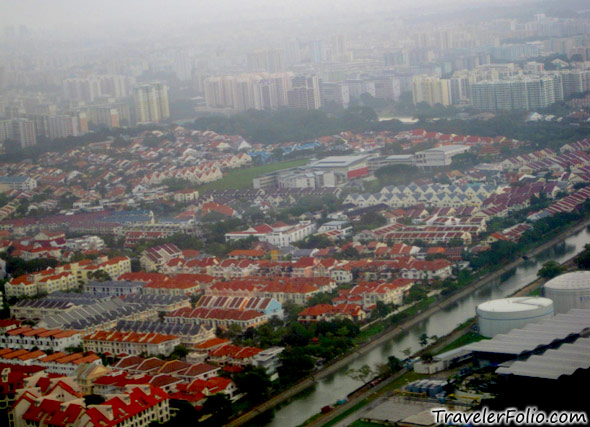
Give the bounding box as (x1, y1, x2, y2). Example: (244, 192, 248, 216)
(354, 323, 385, 345)
(528, 287, 542, 296)
(437, 331, 488, 354)
(198, 158, 309, 191)
(349, 420, 386, 427)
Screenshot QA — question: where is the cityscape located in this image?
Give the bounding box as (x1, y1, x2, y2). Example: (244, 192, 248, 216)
(1, 0, 590, 426)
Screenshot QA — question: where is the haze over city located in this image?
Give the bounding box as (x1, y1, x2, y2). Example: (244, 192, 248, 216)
(1, 1, 590, 426)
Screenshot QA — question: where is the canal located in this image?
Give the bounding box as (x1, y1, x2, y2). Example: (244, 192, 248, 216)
(265, 226, 590, 427)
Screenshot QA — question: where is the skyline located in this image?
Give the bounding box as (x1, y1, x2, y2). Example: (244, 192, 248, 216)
(2, 0, 537, 33)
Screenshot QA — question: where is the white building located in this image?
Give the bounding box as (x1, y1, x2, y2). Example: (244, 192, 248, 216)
(414, 145, 471, 168)
(0, 176, 37, 191)
(133, 82, 170, 124)
(0, 327, 81, 352)
(261, 222, 317, 246)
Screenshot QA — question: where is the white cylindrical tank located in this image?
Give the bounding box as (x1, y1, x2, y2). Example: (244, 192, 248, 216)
(543, 271, 590, 314)
(476, 297, 554, 338)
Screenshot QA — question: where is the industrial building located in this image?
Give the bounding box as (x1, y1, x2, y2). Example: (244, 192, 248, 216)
(542, 271, 590, 314)
(467, 308, 590, 367)
(414, 145, 471, 168)
(307, 154, 373, 180)
(253, 154, 373, 189)
(368, 154, 415, 173)
(491, 325, 590, 413)
(253, 167, 336, 190)
(476, 297, 554, 338)
(496, 337, 590, 380)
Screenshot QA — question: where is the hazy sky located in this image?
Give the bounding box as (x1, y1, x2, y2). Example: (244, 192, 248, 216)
(1, 0, 521, 31)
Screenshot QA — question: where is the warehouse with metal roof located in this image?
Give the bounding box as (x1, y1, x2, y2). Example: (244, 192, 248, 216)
(496, 337, 590, 380)
(466, 308, 590, 366)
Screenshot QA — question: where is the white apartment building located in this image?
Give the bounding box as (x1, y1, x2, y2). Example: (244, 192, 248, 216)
(133, 82, 170, 124)
(260, 222, 317, 246)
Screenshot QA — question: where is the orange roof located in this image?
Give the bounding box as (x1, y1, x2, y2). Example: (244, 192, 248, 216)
(299, 304, 334, 317)
(194, 338, 230, 350)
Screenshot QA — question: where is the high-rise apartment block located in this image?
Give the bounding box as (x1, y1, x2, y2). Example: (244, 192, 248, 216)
(76, 102, 130, 129)
(204, 73, 292, 111)
(411, 75, 452, 106)
(133, 82, 170, 124)
(63, 75, 135, 103)
(29, 114, 83, 140)
(288, 76, 322, 110)
(320, 82, 350, 108)
(11, 118, 36, 148)
(470, 75, 562, 111)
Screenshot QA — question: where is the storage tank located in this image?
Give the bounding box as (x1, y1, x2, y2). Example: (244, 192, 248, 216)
(476, 297, 554, 338)
(543, 271, 590, 314)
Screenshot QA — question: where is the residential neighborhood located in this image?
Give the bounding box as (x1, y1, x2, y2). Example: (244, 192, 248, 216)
(1, 124, 590, 425)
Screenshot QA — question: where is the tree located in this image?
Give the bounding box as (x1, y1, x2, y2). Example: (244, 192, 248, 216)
(87, 270, 111, 282)
(537, 260, 566, 280)
(170, 345, 189, 360)
(3, 139, 21, 154)
(338, 246, 360, 260)
(200, 394, 232, 426)
(576, 244, 590, 270)
(357, 212, 387, 230)
(111, 136, 129, 148)
(282, 301, 304, 323)
(298, 234, 333, 250)
(419, 333, 429, 347)
(374, 301, 391, 318)
(447, 237, 463, 247)
(345, 364, 375, 385)
(402, 347, 412, 358)
(421, 351, 434, 363)
(233, 366, 272, 404)
(278, 348, 315, 384)
(387, 355, 402, 373)
(142, 135, 162, 148)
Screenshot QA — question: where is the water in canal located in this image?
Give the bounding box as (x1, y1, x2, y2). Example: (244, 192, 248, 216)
(264, 226, 590, 427)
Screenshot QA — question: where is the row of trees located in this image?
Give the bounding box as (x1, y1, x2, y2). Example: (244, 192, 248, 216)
(468, 210, 584, 271)
(191, 106, 383, 145)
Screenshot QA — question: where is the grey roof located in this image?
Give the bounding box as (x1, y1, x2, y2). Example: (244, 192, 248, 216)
(40, 292, 111, 305)
(123, 294, 189, 305)
(86, 280, 145, 288)
(13, 299, 75, 310)
(292, 248, 315, 258)
(467, 309, 590, 356)
(116, 319, 212, 336)
(39, 297, 153, 330)
(496, 337, 590, 380)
